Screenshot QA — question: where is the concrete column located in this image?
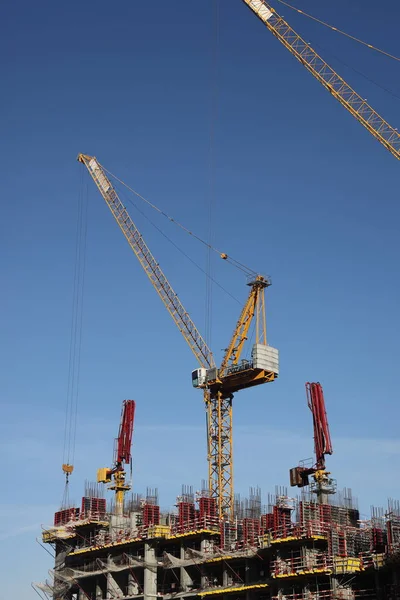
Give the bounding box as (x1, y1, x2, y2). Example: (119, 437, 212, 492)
(200, 538, 212, 588)
(144, 542, 157, 600)
(128, 572, 140, 596)
(96, 581, 103, 599)
(107, 557, 124, 599)
(222, 565, 230, 587)
(330, 575, 339, 595)
(180, 544, 193, 592)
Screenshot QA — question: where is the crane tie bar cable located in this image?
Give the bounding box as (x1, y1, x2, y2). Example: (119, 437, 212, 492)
(275, 0, 400, 63)
(102, 166, 257, 277)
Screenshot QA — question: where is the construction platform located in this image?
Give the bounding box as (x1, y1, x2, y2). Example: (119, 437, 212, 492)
(37, 486, 400, 600)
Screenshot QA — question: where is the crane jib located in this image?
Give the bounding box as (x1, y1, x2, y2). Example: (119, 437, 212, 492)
(242, 0, 400, 160)
(81, 154, 215, 371)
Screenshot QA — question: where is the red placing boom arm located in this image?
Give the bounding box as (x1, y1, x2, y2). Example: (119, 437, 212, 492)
(306, 382, 332, 471)
(115, 400, 135, 467)
(290, 382, 333, 488)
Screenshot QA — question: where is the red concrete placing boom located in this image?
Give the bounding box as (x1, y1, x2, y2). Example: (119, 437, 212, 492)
(307, 382, 333, 472)
(97, 400, 136, 515)
(290, 383, 335, 501)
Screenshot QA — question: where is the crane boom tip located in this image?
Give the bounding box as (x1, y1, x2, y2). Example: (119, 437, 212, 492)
(77, 153, 92, 163)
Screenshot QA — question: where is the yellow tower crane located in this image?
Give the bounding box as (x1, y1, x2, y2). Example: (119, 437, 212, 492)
(78, 153, 279, 519)
(241, 0, 400, 160)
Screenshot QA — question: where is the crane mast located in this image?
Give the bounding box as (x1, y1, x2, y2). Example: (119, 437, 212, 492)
(79, 154, 278, 519)
(242, 0, 400, 160)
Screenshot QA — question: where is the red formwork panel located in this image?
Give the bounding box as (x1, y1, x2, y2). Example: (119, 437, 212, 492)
(199, 496, 217, 520)
(261, 513, 275, 532)
(143, 503, 160, 527)
(81, 497, 107, 519)
(243, 518, 261, 545)
(178, 502, 196, 531)
(54, 507, 79, 526)
(273, 505, 292, 538)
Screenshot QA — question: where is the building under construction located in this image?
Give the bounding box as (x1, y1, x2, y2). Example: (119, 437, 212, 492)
(39, 457, 400, 600)
(36, 1, 400, 598)
(38, 386, 400, 600)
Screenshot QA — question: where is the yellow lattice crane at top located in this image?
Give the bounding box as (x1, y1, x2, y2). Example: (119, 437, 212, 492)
(241, 0, 400, 160)
(78, 154, 279, 520)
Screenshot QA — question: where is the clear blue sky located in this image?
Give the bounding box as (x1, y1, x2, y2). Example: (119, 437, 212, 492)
(1, 0, 400, 597)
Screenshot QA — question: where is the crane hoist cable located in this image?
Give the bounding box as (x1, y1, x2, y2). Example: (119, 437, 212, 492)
(61, 173, 88, 502)
(274, 0, 400, 63)
(311, 40, 400, 104)
(113, 179, 241, 306)
(102, 165, 257, 278)
(205, 0, 220, 349)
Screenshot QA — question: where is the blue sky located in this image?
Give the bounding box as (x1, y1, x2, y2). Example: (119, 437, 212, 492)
(2, 0, 400, 597)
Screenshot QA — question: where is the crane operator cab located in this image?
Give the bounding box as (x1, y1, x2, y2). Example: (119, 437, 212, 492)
(192, 368, 207, 389)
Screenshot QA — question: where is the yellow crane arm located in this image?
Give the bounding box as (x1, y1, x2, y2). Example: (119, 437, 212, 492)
(219, 276, 269, 378)
(242, 0, 400, 161)
(78, 154, 215, 370)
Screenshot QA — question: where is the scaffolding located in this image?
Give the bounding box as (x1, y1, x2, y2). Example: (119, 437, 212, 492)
(40, 483, 400, 600)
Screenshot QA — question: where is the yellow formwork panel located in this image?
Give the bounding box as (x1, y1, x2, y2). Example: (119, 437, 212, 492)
(70, 536, 142, 556)
(147, 525, 171, 539)
(334, 557, 362, 573)
(262, 532, 327, 548)
(168, 529, 220, 540)
(199, 583, 268, 596)
(42, 529, 76, 543)
(373, 554, 386, 569)
(205, 555, 234, 564)
(75, 520, 109, 528)
(273, 568, 332, 579)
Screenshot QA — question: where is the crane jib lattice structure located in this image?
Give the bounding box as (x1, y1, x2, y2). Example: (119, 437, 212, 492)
(78, 154, 278, 519)
(242, 0, 400, 161)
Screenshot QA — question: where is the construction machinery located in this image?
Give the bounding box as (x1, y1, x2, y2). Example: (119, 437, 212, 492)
(78, 153, 279, 519)
(77, 0, 400, 522)
(242, 0, 400, 161)
(97, 399, 136, 515)
(290, 382, 335, 502)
